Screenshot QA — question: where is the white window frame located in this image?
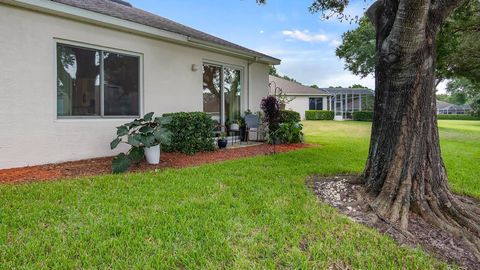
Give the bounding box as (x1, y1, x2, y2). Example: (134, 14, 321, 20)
(309, 97, 323, 110)
(54, 39, 144, 120)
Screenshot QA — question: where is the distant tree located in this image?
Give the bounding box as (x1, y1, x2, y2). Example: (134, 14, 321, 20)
(349, 84, 368, 89)
(436, 94, 451, 103)
(310, 84, 319, 89)
(268, 65, 299, 83)
(269, 65, 279, 76)
(447, 78, 480, 101)
(446, 78, 480, 115)
(281, 75, 298, 83)
(436, 93, 467, 105)
(471, 95, 480, 117)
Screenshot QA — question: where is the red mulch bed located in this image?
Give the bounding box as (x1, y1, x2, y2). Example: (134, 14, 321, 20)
(0, 143, 310, 184)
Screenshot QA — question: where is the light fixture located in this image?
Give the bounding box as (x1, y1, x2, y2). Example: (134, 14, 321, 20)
(191, 64, 198, 72)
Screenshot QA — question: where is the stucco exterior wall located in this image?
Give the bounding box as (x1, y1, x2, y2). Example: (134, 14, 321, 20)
(0, 4, 270, 169)
(285, 96, 329, 120)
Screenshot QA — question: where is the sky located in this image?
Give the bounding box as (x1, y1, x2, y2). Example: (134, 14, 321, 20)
(127, 0, 376, 89)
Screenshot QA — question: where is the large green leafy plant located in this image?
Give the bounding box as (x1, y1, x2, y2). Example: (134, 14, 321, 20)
(275, 122, 304, 144)
(110, 112, 172, 173)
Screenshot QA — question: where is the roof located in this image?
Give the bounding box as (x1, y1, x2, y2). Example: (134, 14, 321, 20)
(437, 100, 472, 111)
(8, 0, 280, 64)
(269, 76, 330, 96)
(322, 88, 375, 95)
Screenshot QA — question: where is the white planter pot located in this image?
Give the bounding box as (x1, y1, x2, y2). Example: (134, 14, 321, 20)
(230, 124, 240, 130)
(144, 145, 160, 165)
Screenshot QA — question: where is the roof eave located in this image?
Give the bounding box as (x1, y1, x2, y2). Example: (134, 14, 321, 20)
(188, 37, 281, 65)
(4, 0, 281, 65)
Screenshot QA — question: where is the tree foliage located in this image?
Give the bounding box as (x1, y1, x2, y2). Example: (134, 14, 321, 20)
(268, 65, 299, 83)
(268, 65, 279, 76)
(335, 0, 479, 84)
(437, 0, 480, 83)
(446, 78, 480, 115)
(335, 17, 376, 78)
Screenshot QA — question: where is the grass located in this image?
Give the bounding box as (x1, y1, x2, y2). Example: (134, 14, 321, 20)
(302, 120, 480, 198)
(1, 120, 478, 269)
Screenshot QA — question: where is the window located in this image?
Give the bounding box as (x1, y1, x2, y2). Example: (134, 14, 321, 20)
(57, 43, 140, 118)
(309, 97, 323, 110)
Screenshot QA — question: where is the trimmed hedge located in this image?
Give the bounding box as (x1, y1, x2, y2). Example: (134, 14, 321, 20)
(305, 110, 334, 120)
(437, 114, 480, 120)
(353, 111, 374, 121)
(162, 112, 215, 155)
(279, 110, 301, 123)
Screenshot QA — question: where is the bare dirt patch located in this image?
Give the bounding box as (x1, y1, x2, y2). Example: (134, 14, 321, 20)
(0, 143, 310, 184)
(307, 175, 480, 270)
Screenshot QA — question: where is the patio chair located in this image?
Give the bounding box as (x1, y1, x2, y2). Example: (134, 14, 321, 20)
(244, 114, 260, 142)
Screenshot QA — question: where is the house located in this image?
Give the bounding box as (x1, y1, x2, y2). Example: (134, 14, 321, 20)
(269, 76, 331, 120)
(436, 100, 472, 115)
(269, 76, 374, 120)
(0, 0, 280, 169)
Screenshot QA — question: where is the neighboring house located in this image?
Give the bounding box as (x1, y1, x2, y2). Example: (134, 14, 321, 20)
(0, 0, 280, 169)
(325, 88, 375, 120)
(269, 76, 330, 120)
(437, 100, 472, 115)
(269, 76, 375, 120)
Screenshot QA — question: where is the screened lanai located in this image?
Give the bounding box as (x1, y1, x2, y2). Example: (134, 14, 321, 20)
(323, 88, 375, 120)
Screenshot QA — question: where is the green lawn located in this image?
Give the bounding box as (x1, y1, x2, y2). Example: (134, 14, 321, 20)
(302, 120, 480, 198)
(1, 120, 478, 269)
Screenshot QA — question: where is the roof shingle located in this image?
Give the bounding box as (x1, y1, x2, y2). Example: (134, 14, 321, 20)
(269, 76, 330, 96)
(48, 0, 279, 63)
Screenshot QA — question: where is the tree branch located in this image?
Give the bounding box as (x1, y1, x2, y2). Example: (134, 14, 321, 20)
(431, 0, 469, 26)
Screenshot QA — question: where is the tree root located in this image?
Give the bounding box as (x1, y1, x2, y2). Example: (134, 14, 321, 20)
(368, 185, 480, 260)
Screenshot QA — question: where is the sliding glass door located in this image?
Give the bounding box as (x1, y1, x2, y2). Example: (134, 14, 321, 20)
(202, 63, 242, 129)
(202, 64, 222, 124)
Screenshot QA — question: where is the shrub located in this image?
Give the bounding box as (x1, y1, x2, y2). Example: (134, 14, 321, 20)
(110, 112, 172, 173)
(353, 111, 374, 121)
(274, 122, 303, 144)
(437, 114, 480, 120)
(305, 110, 334, 120)
(261, 95, 281, 134)
(279, 110, 301, 124)
(162, 112, 215, 155)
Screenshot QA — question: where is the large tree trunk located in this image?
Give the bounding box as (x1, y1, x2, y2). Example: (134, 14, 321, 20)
(364, 0, 480, 257)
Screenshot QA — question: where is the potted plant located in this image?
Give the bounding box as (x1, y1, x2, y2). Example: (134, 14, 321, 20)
(217, 132, 228, 149)
(229, 120, 240, 131)
(110, 112, 172, 173)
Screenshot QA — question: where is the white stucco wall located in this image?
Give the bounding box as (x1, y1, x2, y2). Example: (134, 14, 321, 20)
(0, 4, 270, 169)
(285, 96, 329, 120)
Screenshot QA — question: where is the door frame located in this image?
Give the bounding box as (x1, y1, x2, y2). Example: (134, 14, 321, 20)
(202, 61, 245, 129)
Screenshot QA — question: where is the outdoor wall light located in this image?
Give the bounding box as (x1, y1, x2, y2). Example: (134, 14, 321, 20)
(191, 64, 199, 72)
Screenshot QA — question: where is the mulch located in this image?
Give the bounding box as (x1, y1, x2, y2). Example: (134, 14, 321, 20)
(307, 175, 480, 270)
(0, 143, 309, 184)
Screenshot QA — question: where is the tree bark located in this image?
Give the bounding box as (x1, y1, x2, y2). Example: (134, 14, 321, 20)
(364, 0, 480, 257)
